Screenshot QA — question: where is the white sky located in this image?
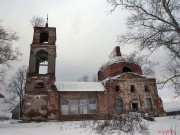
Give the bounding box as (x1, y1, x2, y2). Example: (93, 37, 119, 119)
(0, 0, 179, 111)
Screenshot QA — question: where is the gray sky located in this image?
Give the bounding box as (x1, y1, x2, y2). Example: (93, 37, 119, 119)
(0, 0, 179, 111)
(0, 0, 129, 81)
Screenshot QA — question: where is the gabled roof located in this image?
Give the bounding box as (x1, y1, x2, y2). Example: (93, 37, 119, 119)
(55, 82, 105, 92)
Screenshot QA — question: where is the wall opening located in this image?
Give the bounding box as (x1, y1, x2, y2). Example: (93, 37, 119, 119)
(35, 82, 45, 88)
(115, 85, 121, 92)
(144, 85, 150, 92)
(39, 61, 48, 74)
(130, 85, 136, 93)
(35, 50, 48, 74)
(131, 102, 139, 111)
(146, 98, 153, 110)
(116, 99, 123, 112)
(122, 66, 133, 72)
(40, 32, 49, 43)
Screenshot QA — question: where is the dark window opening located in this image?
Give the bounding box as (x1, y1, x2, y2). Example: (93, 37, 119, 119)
(146, 98, 153, 110)
(130, 85, 136, 93)
(35, 50, 48, 74)
(115, 85, 121, 92)
(122, 66, 133, 72)
(132, 103, 139, 111)
(40, 32, 49, 44)
(116, 99, 123, 112)
(35, 82, 45, 88)
(51, 85, 57, 91)
(144, 85, 150, 92)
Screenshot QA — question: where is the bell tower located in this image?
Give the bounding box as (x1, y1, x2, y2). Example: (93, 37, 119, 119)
(23, 20, 59, 121)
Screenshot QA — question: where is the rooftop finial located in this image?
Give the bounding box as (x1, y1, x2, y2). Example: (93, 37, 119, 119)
(45, 14, 48, 27)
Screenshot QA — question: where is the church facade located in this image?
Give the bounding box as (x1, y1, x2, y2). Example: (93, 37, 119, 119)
(22, 25, 165, 121)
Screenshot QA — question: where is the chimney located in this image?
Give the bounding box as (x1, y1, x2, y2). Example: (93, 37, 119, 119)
(109, 46, 121, 58)
(115, 46, 121, 56)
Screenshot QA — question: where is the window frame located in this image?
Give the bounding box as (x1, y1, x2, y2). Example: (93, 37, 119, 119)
(60, 99, 69, 115)
(60, 97, 97, 115)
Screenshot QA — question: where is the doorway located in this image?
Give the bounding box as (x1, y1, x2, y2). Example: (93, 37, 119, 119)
(131, 102, 139, 111)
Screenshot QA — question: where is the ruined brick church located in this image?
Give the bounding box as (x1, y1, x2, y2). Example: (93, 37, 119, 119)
(22, 23, 165, 121)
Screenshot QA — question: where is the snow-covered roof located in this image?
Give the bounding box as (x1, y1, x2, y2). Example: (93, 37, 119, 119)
(100, 56, 127, 70)
(102, 72, 146, 82)
(55, 82, 105, 92)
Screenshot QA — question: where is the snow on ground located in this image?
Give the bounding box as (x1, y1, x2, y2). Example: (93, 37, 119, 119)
(0, 116, 180, 135)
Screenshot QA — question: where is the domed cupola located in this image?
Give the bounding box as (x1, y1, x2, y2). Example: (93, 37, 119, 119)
(98, 46, 142, 81)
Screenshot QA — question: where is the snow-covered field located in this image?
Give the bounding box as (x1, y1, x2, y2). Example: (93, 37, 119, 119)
(0, 116, 180, 135)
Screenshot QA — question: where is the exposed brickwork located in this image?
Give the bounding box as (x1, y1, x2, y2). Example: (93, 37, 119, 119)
(102, 73, 165, 116)
(33, 27, 56, 45)
(97, 46, 165, 117)
(22, 26, 58, 121)
(98, 62, 142, 81)
(23, 25, 165, 121)
(47, 91, 59, 120)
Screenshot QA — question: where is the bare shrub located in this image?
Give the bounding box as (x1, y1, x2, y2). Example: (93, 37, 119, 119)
(94, 112, 149, 135)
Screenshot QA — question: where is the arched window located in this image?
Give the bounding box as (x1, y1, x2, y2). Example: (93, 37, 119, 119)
(35, 50, 48, 74)
(122, 66, 133, 72)
(146, 98, 153, 110)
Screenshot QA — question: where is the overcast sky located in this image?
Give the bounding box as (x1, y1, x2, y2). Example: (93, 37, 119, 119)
(0, 0, 179, 111)
(0, 0, 129, 81)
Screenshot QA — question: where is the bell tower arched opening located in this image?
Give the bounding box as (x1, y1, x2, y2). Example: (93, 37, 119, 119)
(35, 50, 48, 74)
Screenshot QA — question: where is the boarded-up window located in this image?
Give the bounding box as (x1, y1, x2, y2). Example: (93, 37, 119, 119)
(116, 99, 123, 112)
(146, 98, 153, 110)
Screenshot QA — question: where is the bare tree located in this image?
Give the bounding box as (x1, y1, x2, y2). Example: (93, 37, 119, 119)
(92, 74, 98, 82)
(158, 58, 180, 96)
(0, 22, 21, 87)
(107, 0, 180, 95)
(78, 75, 90, 82)
(4, 66, 27, 119)
(124, 52, 157, 77)
(30, 16, 45, 27)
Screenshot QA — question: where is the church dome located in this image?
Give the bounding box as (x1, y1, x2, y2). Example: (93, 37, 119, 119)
(98, 46, 142, 81)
